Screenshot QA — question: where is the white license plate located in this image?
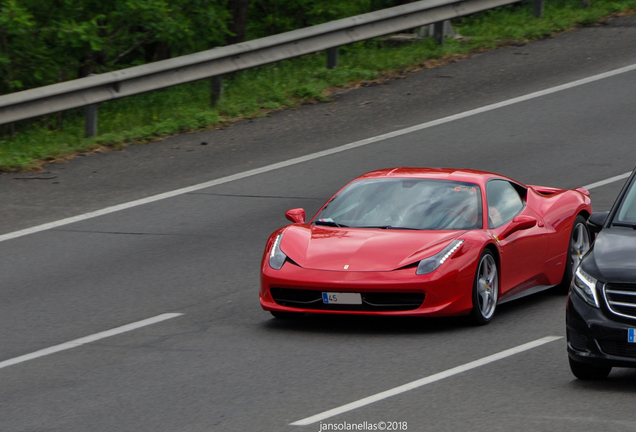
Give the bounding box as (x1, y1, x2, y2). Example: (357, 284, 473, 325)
(629, 329, 636, 343)
(322, 292, 362, 305)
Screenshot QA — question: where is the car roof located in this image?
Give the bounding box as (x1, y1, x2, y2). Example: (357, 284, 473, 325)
(355, 167, 518, 186)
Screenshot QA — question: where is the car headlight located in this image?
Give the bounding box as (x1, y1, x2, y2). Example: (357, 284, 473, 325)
(572, 267, 599, 308)
(269, 233, 287, 270)
(416, 240, 464, 275)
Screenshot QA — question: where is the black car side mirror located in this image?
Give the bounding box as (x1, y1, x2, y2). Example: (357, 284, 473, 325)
(587, 211, 608, 234)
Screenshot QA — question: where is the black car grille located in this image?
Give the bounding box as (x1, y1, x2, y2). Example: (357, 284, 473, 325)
(270, 288, 425, 312)
(604, 283, 636, 319)
(598, 340, 636, 359)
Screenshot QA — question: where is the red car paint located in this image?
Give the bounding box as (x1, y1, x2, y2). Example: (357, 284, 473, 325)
(260, 168, 592, 317)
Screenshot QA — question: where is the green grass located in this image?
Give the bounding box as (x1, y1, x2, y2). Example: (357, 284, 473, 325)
(1, 0, 634, 171)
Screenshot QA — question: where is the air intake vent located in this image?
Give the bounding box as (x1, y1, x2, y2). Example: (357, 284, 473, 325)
(598, 340, 636, 358)
(270, 288, 425, 311)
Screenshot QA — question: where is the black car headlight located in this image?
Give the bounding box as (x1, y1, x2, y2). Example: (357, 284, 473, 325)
(572, 267, 599, 308)
(269, 233, 287, 270)
(416, 240, 464, 275)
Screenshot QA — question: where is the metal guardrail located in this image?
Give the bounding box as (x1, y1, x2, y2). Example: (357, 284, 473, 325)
(0, 0, 536, 134)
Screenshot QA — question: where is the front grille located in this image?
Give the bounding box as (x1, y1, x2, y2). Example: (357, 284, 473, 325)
(598, 340, 636, 358)
(270, 288, 425, 312)
(604, 283, 636, 319)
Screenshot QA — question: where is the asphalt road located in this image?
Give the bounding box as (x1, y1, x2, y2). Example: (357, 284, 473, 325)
(2, 16, 636, 432)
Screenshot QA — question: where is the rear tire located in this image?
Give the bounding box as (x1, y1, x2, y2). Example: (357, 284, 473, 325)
(568, 356, 611, 380)
(469, 249, 499, 325)
(270, 311, 304, 319)
(556, 215, 591, 294)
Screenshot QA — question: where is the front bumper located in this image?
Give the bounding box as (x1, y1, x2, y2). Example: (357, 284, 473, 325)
(566, 288, 636, 368)
(260, 259, 476, 317)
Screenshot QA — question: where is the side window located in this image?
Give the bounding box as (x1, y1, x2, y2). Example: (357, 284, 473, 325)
(487, 180, 524, 228)
(617, 180, 636, 223)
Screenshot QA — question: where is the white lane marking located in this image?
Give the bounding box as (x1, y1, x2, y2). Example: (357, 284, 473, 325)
(583, 172, 631, 190)
(2, 63, 636, 244)
(291, 336, 562, 426)
(0, 313, 183, 371)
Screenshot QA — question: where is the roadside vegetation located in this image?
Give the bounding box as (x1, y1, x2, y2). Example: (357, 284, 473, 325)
(1, 0, 635, 171)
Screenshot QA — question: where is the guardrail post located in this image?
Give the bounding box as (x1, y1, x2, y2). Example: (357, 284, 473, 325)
(327, 47, 339, 69)
(84, 104, 98, 138)
(419, 21, 456, 40)
(83, 74, 98, 138)
(533, 0, 544, 18)
(433, 22, 445, 45)
(211, 76, 223, 107)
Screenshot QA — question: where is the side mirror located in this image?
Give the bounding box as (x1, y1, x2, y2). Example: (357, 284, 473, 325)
(587, 211, 608, 234)
(500, 215, 536, 239)
(285, 208, 305, 224)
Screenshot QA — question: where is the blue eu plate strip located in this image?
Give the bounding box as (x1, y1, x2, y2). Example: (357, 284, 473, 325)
(629, 329, 635, 343)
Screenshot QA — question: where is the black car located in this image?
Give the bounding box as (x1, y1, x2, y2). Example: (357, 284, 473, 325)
(567, 170, 636, 379)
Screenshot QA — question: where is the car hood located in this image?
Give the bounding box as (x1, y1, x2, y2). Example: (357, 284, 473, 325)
(586, 229, 636, 282)
(280, 225, 464, 272)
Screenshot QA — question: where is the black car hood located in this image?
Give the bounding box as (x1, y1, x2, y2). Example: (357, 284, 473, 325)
(585, 228, 636, 283)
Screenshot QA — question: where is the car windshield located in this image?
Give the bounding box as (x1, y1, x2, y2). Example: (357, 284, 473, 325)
(314, 178, 483, 230)
(614, 178, 636, 227)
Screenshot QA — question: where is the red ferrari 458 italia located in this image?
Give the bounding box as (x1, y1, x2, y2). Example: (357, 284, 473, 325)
(260, 168, 592, 324)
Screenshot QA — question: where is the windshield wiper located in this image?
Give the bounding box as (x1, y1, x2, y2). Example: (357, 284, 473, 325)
(612, 222, 636, 229)
(314, 220, 347, 228)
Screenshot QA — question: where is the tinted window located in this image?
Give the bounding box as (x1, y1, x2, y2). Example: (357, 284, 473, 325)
(616, 180, 636, 223)
(487, 180, 524, 228)
(314, 178, 482, 231)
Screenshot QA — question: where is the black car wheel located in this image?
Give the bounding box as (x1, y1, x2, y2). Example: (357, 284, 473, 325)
(568, 356, 612, 380)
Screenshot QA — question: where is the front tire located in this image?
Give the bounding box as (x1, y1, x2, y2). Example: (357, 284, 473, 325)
(470, 249, 499, 325)
(568, 356, 611, 380)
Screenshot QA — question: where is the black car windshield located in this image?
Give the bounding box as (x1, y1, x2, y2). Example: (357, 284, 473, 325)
(314, 178, 483, 230)
(614, 179, 636, 227)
